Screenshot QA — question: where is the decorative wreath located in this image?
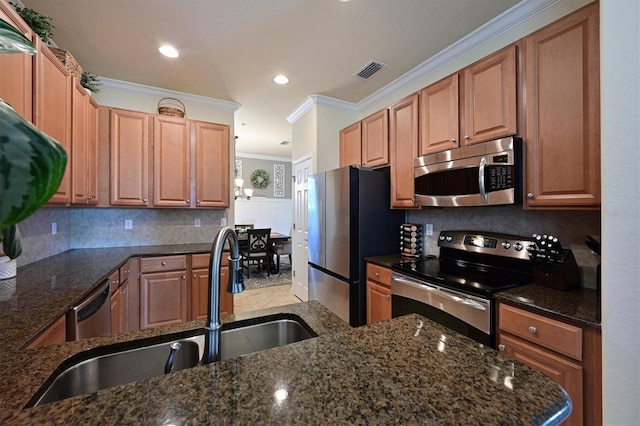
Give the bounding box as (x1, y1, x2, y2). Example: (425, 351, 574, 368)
(250, 169, 270, 189)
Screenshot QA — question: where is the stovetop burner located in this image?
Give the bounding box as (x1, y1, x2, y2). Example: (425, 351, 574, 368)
(392, 230, 535, 297)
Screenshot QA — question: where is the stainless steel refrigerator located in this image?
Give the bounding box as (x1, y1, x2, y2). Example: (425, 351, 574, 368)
(308, 166, 405, 326)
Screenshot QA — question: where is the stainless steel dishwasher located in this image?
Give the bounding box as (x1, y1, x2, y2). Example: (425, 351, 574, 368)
(66, 280, 111, 341)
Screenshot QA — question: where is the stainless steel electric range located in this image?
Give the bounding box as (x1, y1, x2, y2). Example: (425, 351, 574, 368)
(391, 230, 536, 347)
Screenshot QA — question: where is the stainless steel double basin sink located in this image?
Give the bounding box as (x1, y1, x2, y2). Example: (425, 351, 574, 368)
(27, 313, 316, 407)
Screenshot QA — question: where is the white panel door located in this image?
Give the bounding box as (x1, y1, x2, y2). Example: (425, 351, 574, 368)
(292, 156, 312, 301)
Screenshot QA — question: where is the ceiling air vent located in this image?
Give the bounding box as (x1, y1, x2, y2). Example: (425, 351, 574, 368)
(354, 60, 387, 80)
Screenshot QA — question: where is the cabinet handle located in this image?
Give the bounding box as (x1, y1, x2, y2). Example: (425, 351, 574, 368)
(182, 275, 186, 279)
(193, 274, 196, 278)
(498, 344, 506, 351)
(162, 261, 167, 266)
(528, 326, 537, 334)
(196, 199, 201, 204)
(451, 138, 457, 143)
(375, 272, 379, 277)
(464, 135, 471, 140)
(143, 198, 148, 203)
(385, 294, 390, 299)
(186, 200, 190, 204)
(527, 193, 534, 199)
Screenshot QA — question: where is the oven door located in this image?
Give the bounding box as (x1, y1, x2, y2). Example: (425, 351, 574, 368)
(391, 272, 493, 346)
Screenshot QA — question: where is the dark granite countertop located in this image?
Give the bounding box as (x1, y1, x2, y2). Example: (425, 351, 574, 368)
(0, 247, 571, 424)
(366, 255, 601, 330)
(364, 253, 434, 269)
(495, 284, 601, 329)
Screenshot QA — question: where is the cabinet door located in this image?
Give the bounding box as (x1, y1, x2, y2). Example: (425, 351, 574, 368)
(153, 115, 191, 207)
(110, 288, 121, 335)
(25, 315, 66, 348)
(339, 122, 362, 167)
(34, 41, 72, 204)
(194, 121, 229, 208)
(366, 280, 391, 325)
(110, 108, 150, 206)
(140, 270, 187, 329)
(191, 254, 233, 320)
(0, 2, 32, 120)
(419, 73, 459, 155)
(87, 97, 99, 204)
(499, 333, 583, 426)
(462, 44, 517, 145)
(71, 80, 89, 204)
(389, 93, 419, 209)
(361, 109, 389, 167)
(524, 3, 600, 208)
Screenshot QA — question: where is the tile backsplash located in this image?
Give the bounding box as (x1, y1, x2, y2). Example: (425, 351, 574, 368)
(17, 207, 227, 267)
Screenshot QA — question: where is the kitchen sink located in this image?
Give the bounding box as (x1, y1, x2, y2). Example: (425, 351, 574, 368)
(27, 314, 316, 407)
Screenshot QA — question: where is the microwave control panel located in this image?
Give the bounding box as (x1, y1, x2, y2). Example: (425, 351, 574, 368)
(488, 165, 513, 191)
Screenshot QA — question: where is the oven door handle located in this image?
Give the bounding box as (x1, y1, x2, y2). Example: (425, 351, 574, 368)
(478, 156, 488, 202)
(392, 276, 487, 311)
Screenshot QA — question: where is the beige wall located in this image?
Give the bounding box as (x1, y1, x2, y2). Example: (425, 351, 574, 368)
(291, 104, 318, 167)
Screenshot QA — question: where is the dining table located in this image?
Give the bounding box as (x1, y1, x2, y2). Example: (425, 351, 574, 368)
(237, 232, 290, 273)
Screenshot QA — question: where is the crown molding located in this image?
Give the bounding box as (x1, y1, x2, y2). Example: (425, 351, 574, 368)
(287, 94, 356, 124)
(100, 77, 241, 111)
(236, 152, 291, 162)
(356, 0, 560, 112)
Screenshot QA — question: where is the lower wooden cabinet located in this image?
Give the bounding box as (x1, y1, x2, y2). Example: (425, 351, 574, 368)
(191, 253, 233, 320)
(366, 263, 392, 324)
(25, 315, 66, 349)
(139, 255, 188, 329)
(497, 303, 602, 426)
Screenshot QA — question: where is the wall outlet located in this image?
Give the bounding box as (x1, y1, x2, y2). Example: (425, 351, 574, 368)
(221, 218, 227, 227)
(194, 218, 201, 228)
(125, 219, 133, 229)
(51, 222, 57, 235)
(425, 223, 433, 236)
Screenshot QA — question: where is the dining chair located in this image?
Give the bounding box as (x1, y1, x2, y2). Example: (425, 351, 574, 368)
(240, 228, 271, 278)
(272, 229, 292, 274)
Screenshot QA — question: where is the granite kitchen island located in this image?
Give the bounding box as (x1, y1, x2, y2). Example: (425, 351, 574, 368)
(0, 247, 570, 425)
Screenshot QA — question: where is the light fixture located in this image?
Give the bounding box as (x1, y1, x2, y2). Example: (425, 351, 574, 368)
(273, 74, 289, 85)
(234, 178, 253, 200)
(159, 45, 179, 58)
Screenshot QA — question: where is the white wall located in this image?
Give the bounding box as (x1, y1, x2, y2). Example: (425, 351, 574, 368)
(601, 0, 640, 424)
(234, 199, 292, 235)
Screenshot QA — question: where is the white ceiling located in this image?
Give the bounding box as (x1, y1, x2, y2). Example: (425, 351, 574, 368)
(22, 0, 520, 157)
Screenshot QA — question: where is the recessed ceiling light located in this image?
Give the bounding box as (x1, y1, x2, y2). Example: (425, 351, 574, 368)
(273, 75, 289, 85)
(159, 45, 179, 58)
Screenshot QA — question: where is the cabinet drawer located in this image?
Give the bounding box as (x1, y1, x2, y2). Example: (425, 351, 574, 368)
(119, 259, 132, 284)
(366, 263, 391, 286)
(499, 304, 582, 361)
(140, 255, 187, 273)
(192, 253, 211, 269)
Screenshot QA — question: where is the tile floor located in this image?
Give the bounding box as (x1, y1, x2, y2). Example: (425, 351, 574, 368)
(233, 284, 301, 314)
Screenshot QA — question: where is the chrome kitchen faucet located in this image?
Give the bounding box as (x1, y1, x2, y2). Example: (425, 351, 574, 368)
(202, 227, 245, 364)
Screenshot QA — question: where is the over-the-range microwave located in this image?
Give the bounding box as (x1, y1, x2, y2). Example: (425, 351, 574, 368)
(414, 136, 523, 207)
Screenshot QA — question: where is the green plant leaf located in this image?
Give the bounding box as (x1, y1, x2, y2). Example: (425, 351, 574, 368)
(1, 224, 22, 259)
(0, 17, 36, 54)
(0, 100, 67, 230)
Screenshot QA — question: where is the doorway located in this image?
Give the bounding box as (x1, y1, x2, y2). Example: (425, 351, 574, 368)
(291, 155, 312, 301)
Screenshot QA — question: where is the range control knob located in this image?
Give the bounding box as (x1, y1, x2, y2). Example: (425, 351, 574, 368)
(439, 235, 446, 241)
(514, 242, 524, 251)
(446, 235, 453, 242)
(502, 241, 512, 249)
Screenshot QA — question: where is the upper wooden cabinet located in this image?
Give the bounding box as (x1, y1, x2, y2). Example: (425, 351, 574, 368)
(361, 109, 389, 167)
(524, 2, 600, 209)
(34, 41, 73, 204)
(389, 93, 419, 209)
(193, 121, 230, 208)
(339, 121, 362, 167)
(109, 108, 151, 206)
(0, 1, 33, 121)
(419, 44, 517, 155)
(339, 109, 389, 168)
(462, 44, 517, 145)
(419, 73, 459, 155)
(71, 81, 99, 205)
(153, 115, 191, 207)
